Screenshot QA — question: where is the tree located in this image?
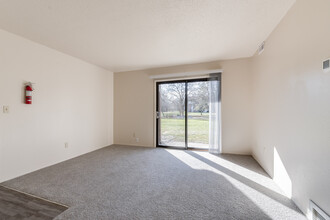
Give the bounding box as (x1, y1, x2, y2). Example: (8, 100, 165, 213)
(159, 82, 209, 117)
(166, 83, 186, 116)
(188, 82, 209, 115)
(159, 83, 186, 117)
(159, 91, 170, 117)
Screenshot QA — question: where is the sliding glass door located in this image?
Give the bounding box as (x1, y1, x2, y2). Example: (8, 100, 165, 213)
(156, 78, 217, 150)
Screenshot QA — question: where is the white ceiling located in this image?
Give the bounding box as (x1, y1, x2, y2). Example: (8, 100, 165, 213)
(0, 0, 295, 72)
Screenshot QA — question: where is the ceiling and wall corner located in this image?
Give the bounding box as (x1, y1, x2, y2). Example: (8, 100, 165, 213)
(0, 0, 295, 72)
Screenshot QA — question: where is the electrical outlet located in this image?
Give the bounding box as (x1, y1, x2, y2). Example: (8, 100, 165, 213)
(136, 138, 139, 143)
(3, 106, 9, 113)
(64, 142, 69, 148)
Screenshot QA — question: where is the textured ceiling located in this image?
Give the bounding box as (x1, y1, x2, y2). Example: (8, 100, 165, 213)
(0, 0, 295, 72)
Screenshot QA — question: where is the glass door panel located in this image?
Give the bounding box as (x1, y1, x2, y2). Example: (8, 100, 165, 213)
(187, 81, 209, 149)
(158, 82, 186, 148)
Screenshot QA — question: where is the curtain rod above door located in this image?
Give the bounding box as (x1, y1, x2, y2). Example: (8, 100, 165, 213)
(149, 69, 223, 80)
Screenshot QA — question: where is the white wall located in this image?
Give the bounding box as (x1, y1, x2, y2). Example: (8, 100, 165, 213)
(0, 29, 114, 182)
(114, 59, 252, 154)
(251, 0, 330, 216)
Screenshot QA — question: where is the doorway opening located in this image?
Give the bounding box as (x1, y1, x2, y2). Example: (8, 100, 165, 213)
(156, 77, 219, 151)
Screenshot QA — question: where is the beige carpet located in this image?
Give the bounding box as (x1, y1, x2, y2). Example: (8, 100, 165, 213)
(1, 145, 306, 219)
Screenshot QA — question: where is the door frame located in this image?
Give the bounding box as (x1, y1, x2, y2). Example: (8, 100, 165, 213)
(155, 78, 209, 150)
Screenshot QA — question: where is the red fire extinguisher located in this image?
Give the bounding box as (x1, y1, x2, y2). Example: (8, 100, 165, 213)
(25, 84, 33, 104)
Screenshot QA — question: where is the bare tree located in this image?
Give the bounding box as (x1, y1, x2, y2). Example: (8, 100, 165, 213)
(167, 83, 185, 116)
(188, 82, 209, 115)
(159, 91, 170, 117)
(160, 82, 209, 117)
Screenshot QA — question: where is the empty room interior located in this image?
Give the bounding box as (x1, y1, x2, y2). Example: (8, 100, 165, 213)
(0, 0, 329, 219)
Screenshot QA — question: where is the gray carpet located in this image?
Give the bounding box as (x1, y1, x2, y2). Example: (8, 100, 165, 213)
(1, 145, 306, 219)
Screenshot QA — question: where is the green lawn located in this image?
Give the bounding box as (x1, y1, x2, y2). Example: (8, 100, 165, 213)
(160, 118, 209, 144)
(161, 111, 209, 117)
